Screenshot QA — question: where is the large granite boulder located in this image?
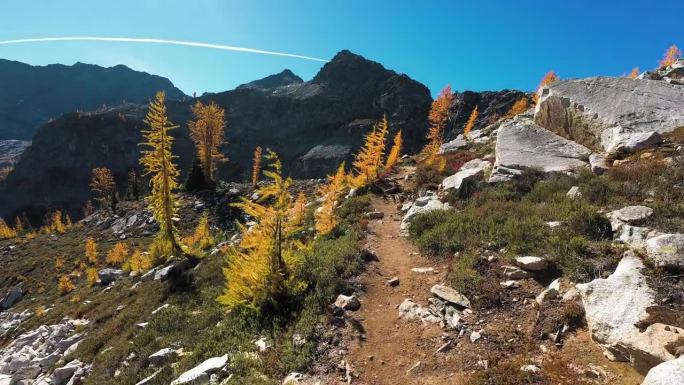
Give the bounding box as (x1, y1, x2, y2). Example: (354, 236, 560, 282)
(489, 117, 591, 182)
(641, 355, 684, 385)
(440, 159, 491, 191)
(535, 77, 684, 155)
(576, 252, 684, 372)
(645, 233, 684, 270)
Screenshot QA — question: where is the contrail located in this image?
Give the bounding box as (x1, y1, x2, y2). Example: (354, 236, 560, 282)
(0, 37, 328, 62)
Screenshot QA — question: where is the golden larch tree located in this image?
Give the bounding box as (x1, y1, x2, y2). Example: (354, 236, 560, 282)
(660, 45, 682, 68)
(188, 101, 226, 183)
(106, 241, 129, 265)
(290, 192, 308, 228)
(629, 67, 640, 79)
(183, 212, 215, 253)
(505, 98, 530, 118)
(351, 115, 389, 187)
(463, 106, 479, 138)
(383, 130, 403, 173)
(315, 162, 347, 235)
(90, 167, 116, 209)
(252, 146, 262, 188)
(85, 237, 98, 264)
(0, 218, 16, 239)
(533, 71, 559, 103)
(218, 150, 307, 311)
(423, 85, 454, 156)
(140, 91, 182, 257)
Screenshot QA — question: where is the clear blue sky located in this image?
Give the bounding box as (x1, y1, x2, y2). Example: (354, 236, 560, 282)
(1, 0, 682, 96)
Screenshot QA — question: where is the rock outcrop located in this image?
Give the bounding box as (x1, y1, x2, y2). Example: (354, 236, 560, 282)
(535, 77, 684, 155)
(0, 140, 30, 168)
(399, 194, 450, 236)
(440, 158, 491, 192)
(576, 252, 684, 372)
(488, 116, 591, 182)
(641, 355, 684, 385)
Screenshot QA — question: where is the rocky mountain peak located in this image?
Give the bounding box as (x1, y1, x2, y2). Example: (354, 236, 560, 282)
(312, 49, 391, 85)
(236, 69, 303, 90)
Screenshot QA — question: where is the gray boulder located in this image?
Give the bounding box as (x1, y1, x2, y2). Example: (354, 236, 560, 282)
(440, 159, 491, 192)
(514, 256, 548, 271)
(98, 269, 124, 285)
(535, 77, 684, 155)
(430, 284, 471, 308)
(148, 348, 179, 367)
(641, 355, 684, 385)
(334, 294, 361, 311)
(489, 117, 590, 183)
(398, 299, 441, 324)
(576, 252, 684, 372)
(0, 287, 22, 310)
(399, 194, 450, 236)
(170, 354, 228, 385)
(645, 234, 684, 270)
(608, 206, 654, 224)
(589, 153, 609, 174)
(438, 136, 467, 154)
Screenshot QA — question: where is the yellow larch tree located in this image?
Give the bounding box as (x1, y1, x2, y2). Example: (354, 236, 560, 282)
(252, 146, 262, 188)
(383, 129, 403, 173)
(533, 71, 559, 103)
(315, 162, 347, 235)
(90, 167, 116, 209)
(351, 115, 389, 187)
(188, 101, 226, 183)
(290, 192, 308, 228)
(140, 91, 183, 257)
(0, 218, 16, 239)
(660, 45, 682, 68)
(505, 98, 530, 118)
(628, 67, 640, 79)
(423, 85, 454, 157)
(106, 242, 129, 265)
(85, 237, 98, 264)
(183, 212, 215, 253)
(463, 106, 479, 139)
(218, 150, 307, 311)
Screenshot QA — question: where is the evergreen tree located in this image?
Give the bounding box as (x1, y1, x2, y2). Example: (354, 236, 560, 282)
(423, 85, 454, 157)
(188, 101, 226, 183)
(383, 129, 403, 173)
(315, 162, 346, 235)
(351, 115, 389, 187)
(463, 106, 479, 138)
(252, 146, 262, 188)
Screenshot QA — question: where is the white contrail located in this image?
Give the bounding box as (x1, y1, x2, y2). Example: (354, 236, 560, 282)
(0, 37, 328, 62)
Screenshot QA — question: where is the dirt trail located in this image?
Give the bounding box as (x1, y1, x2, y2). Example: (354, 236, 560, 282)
(344, 193, 460, 384)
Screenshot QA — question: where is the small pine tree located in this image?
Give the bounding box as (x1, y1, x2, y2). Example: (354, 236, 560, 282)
(629, 67, 640, 79)
(50, 210, 66, 234)
(90, 167, 116, 210)
(188, 101, 227, 183)
(463, 106, 479, 139)
(383, 130, 403, 174)
(351, 115, 389, 187)
(505, 98, 530, 118)
(423, 85, 454, 156)
(126, 250, 153, 272)
(315, 162, 346, 235)
(660, 45, 682, 68)
(85, 237, 98, 264)
(252, 146, 262, 188)
(218, 150, 307, 311)
(0, 218, 17, 239)
(106, 242, 129, 265)
(140, 91, 183, 258)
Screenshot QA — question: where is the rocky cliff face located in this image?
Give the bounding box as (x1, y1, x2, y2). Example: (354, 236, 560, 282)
(444, 90, 529, 140)
(0, 50, 433, 220)
(0, 59, 186, 140)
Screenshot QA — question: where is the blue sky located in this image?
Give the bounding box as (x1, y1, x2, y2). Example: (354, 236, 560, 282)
(1, 0, 682, 96)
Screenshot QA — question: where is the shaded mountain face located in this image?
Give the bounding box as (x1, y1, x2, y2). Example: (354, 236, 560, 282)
(444, 90, 530, 140)
(0, 59, 186, 140)
(0, 50, 433, 220)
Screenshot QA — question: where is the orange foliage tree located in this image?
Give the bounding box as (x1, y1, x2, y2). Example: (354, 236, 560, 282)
(351, 115, 389, 187)
(383, 130, 403, 173)
(423, 85, 454, 156)
(188, 101, 226, 183)
(505, 98, 530, 118)
(90, 167, 116, 210)
(660, 45, 682, 68)
(315, 162, 347, 235)
(463, 106, 479, 138)
(533, 71, 559, 103)
(629, 67, 640, 79)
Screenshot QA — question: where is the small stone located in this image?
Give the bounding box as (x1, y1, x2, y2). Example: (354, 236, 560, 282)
(334, 294, 361, 311)
(430, 284, 471, 308)
(470, 331, 482, 343)
(567, 186, 582, 199)
(387, 277, 400, 287)
(515, 256, 548, 271)
(411, 267, 435, 273)
(520, 364, 540, 374)
(406, 361, 424, 375)
(502, 265, 530, 280)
